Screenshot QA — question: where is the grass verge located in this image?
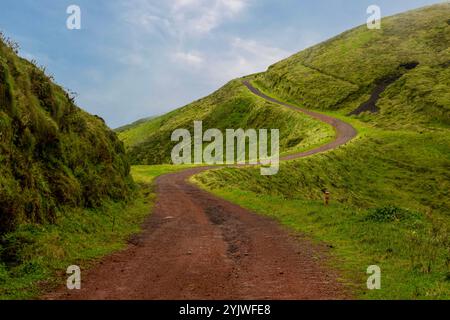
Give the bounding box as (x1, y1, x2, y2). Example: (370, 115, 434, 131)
(191, 186, 449, 299)
(0, 164, 192, 299)
(192, 80, 450, 299)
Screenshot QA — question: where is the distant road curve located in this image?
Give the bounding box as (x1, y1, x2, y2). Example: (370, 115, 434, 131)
(242, 80, 357, 160)
(47, 80, 357, 300)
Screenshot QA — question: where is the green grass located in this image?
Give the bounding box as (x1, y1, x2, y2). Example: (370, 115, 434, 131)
(193, 100, 450, 299)
(253, 3, 450, 128)
(192, 188, 449, 299)
(131, 164, 199, 184)
(198, 6, 450, 299)
(0, 164, 190, 299)
(117, 80, 335, 164)
(0, 33, 134, 234)
(113, 3, 450, 299)
(190, 6, 450, 297)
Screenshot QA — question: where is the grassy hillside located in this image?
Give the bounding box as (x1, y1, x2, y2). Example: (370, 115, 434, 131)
(117, 80, 334, 164)
(194, 124, 450, 299)
(0, 34, 134, 234)
(197, 128, 450, 215)
(193, 4, 450, 299)
(0, 33, 140, 298)
(253, 3, 449, 128)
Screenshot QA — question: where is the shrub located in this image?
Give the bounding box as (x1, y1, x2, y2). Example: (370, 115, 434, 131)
(365, 205, 419, 222)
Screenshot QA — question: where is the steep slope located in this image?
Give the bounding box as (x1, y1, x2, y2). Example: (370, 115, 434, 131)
(119, 4, 449, 165)
(193, 4, 450, 298)
(0, 34, 133, 234)
(252, 3, 450, 128)
(117, 80, 334, 164)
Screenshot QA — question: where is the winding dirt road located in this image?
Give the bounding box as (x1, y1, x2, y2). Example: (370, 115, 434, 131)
(46, 81, 357, 300)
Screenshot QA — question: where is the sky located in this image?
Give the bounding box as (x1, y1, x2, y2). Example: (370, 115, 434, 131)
(0, 0, 445, 128)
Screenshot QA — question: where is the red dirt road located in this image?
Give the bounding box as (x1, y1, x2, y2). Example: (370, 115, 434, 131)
(46, 81, 356, 300)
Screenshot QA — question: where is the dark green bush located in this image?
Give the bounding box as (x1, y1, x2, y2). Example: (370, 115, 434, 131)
(365, 205, 419, 222)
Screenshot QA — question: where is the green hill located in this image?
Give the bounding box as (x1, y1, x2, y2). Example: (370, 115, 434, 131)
(0, 33, 155, 298)
(0, 34, 134, 234)
(117, 80, 334, 164)
(190, 4, 449, 299)
(115, 3, 450, 299)
(252, 3, 449, 128)
(119, 4, 449, 165)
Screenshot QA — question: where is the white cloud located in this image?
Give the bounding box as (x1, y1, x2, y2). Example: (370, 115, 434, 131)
(168, 37, 290, 81)
(93, 1, 292, 127)
(172, 0, 248, 34)
(231, 37, 290, 66)
(120, 0, 249, 37)
(199, 37, 291, 83)
(172, 0, 202, 10)
(119, 0, 174, 36)
(172, 51, 204, 66)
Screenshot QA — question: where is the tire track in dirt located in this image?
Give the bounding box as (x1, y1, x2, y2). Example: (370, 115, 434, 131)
(46, 81, 357, 300)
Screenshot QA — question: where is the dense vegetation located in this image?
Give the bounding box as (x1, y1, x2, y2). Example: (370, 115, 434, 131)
(0, 34, 134, 234)
(0, 31, 200, 298)
(193, 4, 450, 298)
(253, 3, 449, 128)
(117, 80, 334, 164)
(0, 165, 191, 299)
(1, 3, 446, 300)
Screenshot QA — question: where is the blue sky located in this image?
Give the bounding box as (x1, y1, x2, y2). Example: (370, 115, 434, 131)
(0, 0, 444, 128)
